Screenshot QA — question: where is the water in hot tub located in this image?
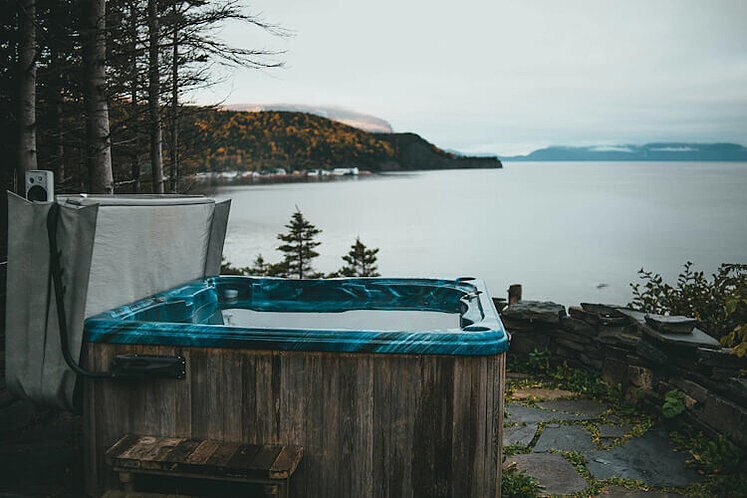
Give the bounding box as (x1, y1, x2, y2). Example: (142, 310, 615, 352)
(216, 308, 460, 331)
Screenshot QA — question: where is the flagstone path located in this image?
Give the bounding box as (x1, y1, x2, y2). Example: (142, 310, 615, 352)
(504, 383, 698, 497)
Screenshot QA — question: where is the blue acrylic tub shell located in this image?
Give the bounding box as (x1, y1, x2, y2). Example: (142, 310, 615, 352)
(84, 276, 509, 355)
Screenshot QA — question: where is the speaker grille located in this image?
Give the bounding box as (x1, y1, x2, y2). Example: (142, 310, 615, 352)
(27, 185, 48, 202)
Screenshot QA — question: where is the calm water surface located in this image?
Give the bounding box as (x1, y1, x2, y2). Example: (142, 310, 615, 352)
(218, 309, 460, 331)
(215, 162, 747, 306)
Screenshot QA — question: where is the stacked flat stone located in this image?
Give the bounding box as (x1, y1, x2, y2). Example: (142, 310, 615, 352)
(502, 300, 747, 447)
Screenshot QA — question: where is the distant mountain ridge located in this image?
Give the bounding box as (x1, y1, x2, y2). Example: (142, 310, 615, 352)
(500, 143, 747, 162)
(222, 104, 394, 134)
(179, 109, 501, 172)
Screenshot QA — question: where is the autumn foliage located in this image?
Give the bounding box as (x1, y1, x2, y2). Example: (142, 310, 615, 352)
(180, 110, 398, 172)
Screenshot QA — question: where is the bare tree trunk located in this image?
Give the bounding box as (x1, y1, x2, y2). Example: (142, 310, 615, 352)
(53, 99, 64, 183)
(148, 0, 164, 193)
(129, 0, 140, 193)
(169, 12, 179, 193)
(16, 0, 37, 191)
(83, 0, 114, 193)
(52, 46, 65, 186)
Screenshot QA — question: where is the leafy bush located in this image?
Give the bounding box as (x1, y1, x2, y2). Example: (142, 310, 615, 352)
(662, 389, 685, 419)
(629, 262, 746, 345)
(670, 429, 746, 496)
(721, 290, 747, 356)
(527, 348, 551, 372)
(689, 433, 742, 476)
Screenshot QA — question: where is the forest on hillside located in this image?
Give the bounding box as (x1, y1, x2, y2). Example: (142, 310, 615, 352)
(180, 109, 399, 172)
(1, 0, 500, 200)
(177, 109, 502, 173)
(1, 0, 286, 196)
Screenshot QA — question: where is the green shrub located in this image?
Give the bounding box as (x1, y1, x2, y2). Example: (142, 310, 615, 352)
(527, 348, 551, 372)
(671, 430, 746, 496)
(629, 262, 746, 346)
(687, 432, 742, 475)
(662, 390, 685, 419)
(721, 291, 747, 356)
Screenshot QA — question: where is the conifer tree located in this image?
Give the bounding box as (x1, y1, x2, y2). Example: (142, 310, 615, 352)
(220, 257, 244, 275)
(340, 237, 380, 277)
(276, 209, 321, 279)
(247, 254, 270, 276)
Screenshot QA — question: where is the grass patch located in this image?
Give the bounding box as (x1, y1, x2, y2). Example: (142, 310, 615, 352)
(505, 355, 747, 496)
(504, 442, 532, 456)
(559, 450, 651, 497)
(502, 461, 541, 497)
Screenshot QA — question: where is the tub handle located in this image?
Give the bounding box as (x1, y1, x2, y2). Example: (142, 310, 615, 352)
(109, 354, 186, 380)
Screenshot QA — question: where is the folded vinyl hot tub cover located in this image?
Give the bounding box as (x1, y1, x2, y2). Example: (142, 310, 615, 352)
(4, 192, 231, 410)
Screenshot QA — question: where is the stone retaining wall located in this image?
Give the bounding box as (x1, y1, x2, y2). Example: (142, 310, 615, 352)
(499, 300, 747, 447)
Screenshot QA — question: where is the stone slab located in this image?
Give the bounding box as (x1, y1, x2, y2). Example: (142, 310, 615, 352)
(586, 430, 700, 487)
(697, 347, 747, 369)
(570, 305, 601, 325)
(532, 425, 597, 453)
(600, 485, 685, 497)
(505, 403, 586, 423)
(580, 303, 629, 324)
(502, 301, 566, 323)
(536, 399, 607, 418)
(636, 339, 669, 365)
(617, 309, 720, 348)
(511, 388, 574, 400)
(644, 315, 697, 334)
(560, 315, 598, 337)
(504, 424, 538, 447)
(598, 423, 632, 439)
(508, 453, 588, 496)
(597, 327, 641, 347)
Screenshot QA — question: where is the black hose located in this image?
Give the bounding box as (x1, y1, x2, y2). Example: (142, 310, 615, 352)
(47, 203, 114, 379)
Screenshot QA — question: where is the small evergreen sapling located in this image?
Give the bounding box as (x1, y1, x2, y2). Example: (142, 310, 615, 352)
(246, 254, 270, 276)
(276, 208, 322, 279)
(222, 211, 385, 280)
(340, 237, 380, 277)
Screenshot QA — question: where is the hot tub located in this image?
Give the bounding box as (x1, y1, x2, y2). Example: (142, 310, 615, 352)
(83, 276, 508, 497)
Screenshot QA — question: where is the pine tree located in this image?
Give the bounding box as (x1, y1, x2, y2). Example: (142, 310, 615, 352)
(220, 257, 245, 275)
(276, 209, 322, 279)
(247, 254, 270, 276)
(340, 237, 380, 277)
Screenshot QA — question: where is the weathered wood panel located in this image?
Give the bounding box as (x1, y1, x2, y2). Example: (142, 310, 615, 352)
(85, 344, 504, 497)
(106, 434, 303, 481)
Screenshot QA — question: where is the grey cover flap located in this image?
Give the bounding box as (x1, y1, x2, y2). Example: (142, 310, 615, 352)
(5, 193, 231, 409)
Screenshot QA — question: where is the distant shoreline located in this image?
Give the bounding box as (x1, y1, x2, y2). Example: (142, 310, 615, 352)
(185, 166, 506, 192)
(499, 143, 747, 162)
(501, 159, 747, 163)
(186, 169, 373, 190)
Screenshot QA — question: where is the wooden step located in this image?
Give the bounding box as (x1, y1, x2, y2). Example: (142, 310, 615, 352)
(106, 434, 302, 496)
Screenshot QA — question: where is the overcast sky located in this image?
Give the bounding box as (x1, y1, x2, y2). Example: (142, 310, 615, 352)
(193, 0, 747, 155)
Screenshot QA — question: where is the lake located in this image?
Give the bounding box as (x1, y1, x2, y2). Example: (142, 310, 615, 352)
(214, 162, 747, 307)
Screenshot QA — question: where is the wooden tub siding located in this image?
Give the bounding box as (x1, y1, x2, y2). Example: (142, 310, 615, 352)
(85, 344, 504, 497)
